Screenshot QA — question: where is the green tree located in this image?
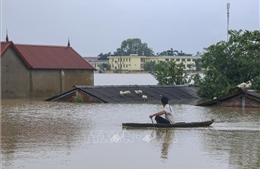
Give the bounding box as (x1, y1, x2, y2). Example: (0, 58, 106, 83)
(194, 58, 202, 71)
(196, 29, 260, 98)
(114, 38, 154, 56)
(144, 61, 156, 72)
(151, 61, 188, 85)
(98, 52, 111, 60)
(158, 51, 168, 56)
(158, 49, 192, 56)
(98, 63, 111, 72)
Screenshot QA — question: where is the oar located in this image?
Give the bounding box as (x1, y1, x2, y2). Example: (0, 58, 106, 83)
(150, 117, 155, 128)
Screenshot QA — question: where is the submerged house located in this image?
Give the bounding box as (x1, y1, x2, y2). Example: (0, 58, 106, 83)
(46, 85, 200, 104)
(1, 39, 95, 99)
(197, 89, 260, 108)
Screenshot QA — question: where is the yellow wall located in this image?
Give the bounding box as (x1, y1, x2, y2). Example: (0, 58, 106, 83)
(108, 55, 200, 71)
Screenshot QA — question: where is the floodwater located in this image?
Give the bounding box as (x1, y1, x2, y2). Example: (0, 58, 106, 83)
(1, 100, 260, 169)
(1, 74, 260, 169)
(94, 73, 158, 85)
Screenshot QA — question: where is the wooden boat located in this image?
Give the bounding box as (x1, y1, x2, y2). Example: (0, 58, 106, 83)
(122, 119, 214, 128)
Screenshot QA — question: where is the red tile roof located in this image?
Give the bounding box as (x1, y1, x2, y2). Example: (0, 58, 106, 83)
(1, 41, 95, 70)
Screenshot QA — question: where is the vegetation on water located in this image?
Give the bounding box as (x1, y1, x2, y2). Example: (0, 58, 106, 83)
(73, 95, 84, 103)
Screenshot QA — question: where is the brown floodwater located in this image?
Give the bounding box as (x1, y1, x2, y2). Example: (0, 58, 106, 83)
(1, 99, 260, 169)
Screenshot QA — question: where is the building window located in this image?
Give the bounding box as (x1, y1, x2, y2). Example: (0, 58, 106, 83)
(187, 59, 191, 61)
(177, 59, 180, 61)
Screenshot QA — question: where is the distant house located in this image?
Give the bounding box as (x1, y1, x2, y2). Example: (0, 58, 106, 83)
(197, 89, 260, 108)
(1, 39, 95, 99)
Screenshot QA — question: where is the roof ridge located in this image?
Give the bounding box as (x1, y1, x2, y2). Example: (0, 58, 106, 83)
(14, 43, 69, 48)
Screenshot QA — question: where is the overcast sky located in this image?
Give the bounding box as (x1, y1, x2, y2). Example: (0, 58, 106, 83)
(1, 0, 259, 56)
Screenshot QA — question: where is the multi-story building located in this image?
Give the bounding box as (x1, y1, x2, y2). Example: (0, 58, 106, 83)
(108, 55, 200, 72)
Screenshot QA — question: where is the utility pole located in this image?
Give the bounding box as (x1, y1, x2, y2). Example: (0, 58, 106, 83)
(227, 3, 230, 41)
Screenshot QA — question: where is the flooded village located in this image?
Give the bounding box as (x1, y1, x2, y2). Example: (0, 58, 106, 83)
(1, 36, 260, 169)
(1, 1, 260, 169)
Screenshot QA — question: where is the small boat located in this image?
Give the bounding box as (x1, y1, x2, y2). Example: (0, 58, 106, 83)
(122, 119, 214, 128)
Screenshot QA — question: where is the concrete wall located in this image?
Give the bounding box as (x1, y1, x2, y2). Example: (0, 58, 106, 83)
(62, 69, 94, 92)
(31, 69, 94, 98)
(31, 70, 61, 98)
(1, 47, 31, 98)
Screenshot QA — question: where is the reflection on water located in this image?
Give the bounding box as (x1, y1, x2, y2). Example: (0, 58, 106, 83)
(154, 129, 175, 159)
(1, 99, 260, 169)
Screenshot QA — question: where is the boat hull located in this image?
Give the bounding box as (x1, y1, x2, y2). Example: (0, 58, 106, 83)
(122, 119, 214, 128)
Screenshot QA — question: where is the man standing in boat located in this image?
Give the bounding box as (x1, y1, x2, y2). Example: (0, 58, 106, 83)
(149, 96, 174, 124)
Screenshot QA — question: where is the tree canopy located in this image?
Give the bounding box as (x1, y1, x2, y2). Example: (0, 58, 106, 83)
(157, 48, 192, 56)
(97, 39, 195, 57)
(113, 38, 154, 56)
(151, 61, 188, 85)
(196, 29, 260, 98)
(98, 52, 111, 60)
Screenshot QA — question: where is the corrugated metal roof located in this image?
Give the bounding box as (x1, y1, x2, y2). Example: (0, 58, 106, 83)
(1, 41, 95, 70)
(47, 85, 200, 104)
(15, 44, 95, 69)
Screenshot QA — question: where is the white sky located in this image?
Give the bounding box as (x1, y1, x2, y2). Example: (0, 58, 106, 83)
(1, 0, 259, 56)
